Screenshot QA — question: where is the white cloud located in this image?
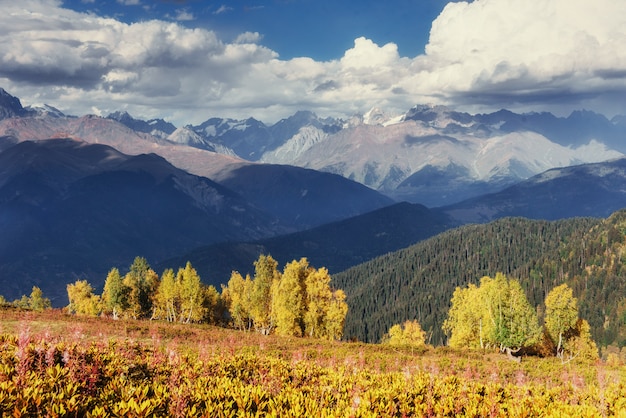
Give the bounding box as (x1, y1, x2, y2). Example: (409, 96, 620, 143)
(1, 0, 626, 125)
(421, 0, 626, 110)
(214, 5, 233, 15)
(117, 0, 141, 6)
(234, 32, 262, 44)
(174, 9, 195, 22)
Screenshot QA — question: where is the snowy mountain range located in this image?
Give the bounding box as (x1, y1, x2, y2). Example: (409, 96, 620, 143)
(170, 103, 625, 206)
(2, 87, 626, 207)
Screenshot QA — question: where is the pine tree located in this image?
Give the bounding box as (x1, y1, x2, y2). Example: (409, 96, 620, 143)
(123, 257, 158, 319)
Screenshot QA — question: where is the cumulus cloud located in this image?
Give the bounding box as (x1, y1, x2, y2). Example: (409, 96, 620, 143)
(1, 0, 625, 125)
(421, 0, 626, 111)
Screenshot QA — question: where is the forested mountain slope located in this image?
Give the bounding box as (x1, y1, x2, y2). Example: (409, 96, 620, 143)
(158, 202, 455, 289)
(334, 212, 626, 348)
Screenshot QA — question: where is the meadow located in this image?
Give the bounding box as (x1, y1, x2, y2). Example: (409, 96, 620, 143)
(1, 308, 625, 417)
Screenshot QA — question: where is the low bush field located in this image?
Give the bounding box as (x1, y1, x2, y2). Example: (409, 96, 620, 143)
(1, 309, 625, 417)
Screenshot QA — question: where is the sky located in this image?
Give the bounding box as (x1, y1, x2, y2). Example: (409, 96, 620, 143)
(1, 0, 625, 126)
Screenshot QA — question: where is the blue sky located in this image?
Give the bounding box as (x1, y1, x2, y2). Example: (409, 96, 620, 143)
(1, 0, 625, 125)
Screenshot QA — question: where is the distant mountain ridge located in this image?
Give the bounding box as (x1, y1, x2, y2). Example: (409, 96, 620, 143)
(2, 87, 625, 207)
(442, 157, 626, 223)
(0, 138, 286, 304)
(0, 90, 392, 230)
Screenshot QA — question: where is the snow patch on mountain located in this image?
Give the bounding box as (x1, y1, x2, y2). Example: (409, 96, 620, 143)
(362, 107, 404, 127)
(24, 104, 66, 118)
(260, 125, 329, 163)
(283, 118, 624, 199)
(167, 126, 236, 156)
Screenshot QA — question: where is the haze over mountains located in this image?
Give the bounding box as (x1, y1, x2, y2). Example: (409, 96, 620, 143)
(2, 86, 626, 306)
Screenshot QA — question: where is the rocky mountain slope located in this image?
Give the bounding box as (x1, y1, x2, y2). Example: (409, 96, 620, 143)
(442, 157, 626, 223)
(0, 89, 392, 229)
(269, 108, 622, 206)
(160, 100, 626, 207)
(4, 87, 625, 207)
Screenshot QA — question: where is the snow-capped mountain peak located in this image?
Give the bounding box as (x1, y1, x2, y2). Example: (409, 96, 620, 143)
(362, 107, 403, 127)
(24, 104, 66, 118)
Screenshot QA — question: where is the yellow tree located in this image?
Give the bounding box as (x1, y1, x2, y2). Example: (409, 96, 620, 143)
(443, 273, 540, 355)
(202, 284, 222, 324)
(480, 274, 541, 354)
(544, 283, 598, 362)
(303, 267, 333, 338)
(563, 319, 599, 364)
(28, 286, 51, 311)
(544, 283, 579, 357)
(154, 268, 179, 322)
(273, 258, 310, 337)
(223, 271, 253, 331)
(381, 319, 427, 348)
(442, 283, 484, 349)
(325, 289, 348, 341)
(66, 280, 101, 316)
(177, 262, 205, 323)
(250, 255, 281, 335)
(102, 268, 127, 320)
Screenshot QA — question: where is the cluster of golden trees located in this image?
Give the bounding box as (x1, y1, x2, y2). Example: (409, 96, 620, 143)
(0, 286, 51, 311)
(381, 320, 427, 349)
(63, 255, 348, 341)
(222, 255, 348, 340)
(378, 273, 598, 362)
(66, 257, 221, 323)
(441, 273, 598, 362)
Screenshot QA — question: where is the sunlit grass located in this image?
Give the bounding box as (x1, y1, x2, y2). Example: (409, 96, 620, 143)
(2, 307, 626, 416)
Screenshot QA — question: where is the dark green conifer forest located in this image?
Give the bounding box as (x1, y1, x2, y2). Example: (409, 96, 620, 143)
(335, 211, 626, 348)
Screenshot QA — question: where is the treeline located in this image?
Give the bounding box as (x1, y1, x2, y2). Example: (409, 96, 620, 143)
(52, 255, 347, 341)
(64, 257, 220, 323)
(334, 214, 626, 347)
(0, 286, 51, 311)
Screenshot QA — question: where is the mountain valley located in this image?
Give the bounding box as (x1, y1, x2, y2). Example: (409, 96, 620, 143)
(2, 85, 626, 335)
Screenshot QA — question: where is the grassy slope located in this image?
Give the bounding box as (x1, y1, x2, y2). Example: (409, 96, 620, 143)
(1, 308, 624, 382)
(2, 308, 626, 415)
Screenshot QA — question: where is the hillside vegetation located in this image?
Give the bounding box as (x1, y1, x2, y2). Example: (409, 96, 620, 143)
(335, 211, 626, 349)
(1, 309, 625, 416)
